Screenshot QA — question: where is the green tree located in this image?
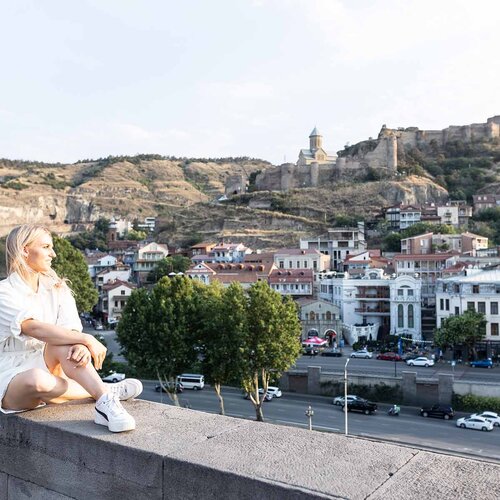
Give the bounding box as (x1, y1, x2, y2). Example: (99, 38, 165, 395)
(240, 281, 302, 421)
(67, 217, 110, 251)
(124, 228, 147, 241)
(52, 236, 98, 313)
(148, 255, 192, 282)
(116, 276, 199, 404)
(199, 282, 247, 415)
(383, 232, 402, 252)
(434, 310, 486, 357)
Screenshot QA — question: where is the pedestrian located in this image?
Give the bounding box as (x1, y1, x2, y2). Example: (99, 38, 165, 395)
(0, 224, 142, 432)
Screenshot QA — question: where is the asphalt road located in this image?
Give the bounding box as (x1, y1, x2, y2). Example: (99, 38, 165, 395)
(294, 353, 500, 383)
(139, 381, 500, 463)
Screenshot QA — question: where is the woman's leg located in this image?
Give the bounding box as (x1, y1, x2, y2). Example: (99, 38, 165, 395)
(43, 344, 107, 402)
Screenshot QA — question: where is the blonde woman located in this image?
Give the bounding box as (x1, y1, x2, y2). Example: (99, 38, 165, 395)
(0, 224, 142, 432)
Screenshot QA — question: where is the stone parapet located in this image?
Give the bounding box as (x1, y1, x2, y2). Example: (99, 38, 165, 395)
(0, 399, 499, 499)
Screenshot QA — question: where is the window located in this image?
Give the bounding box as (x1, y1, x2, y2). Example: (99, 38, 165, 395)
(445, 299, 450, 311)
(398, 304, 404, 328)
(408, 289, 414, 296)
(398, 289, 404, 297)
(326, 311, 332, 320)
(467, 302, 475, 311)
(121, 290, 125, 295)
(408, 304, 414, 328)
(491, 302, 498, 315)
(478, 302, 486, 314)
(304, 261, 308, 268)
(279, 261, 284, 269)
(491, 323, 499, 336)
(440, 298, 444, 310)
(296, 261, 300, 268)
(473, 285, 479, 294)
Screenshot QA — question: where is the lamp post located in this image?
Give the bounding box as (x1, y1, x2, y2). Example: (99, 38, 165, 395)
(344, 358, 350, 436)
(305, 405, 314, 431)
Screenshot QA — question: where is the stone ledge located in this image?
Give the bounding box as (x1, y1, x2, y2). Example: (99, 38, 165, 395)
(0, 399, 499, 499)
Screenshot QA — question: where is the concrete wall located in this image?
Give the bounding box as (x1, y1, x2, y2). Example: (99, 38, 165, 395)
(0, 400, 499, 499)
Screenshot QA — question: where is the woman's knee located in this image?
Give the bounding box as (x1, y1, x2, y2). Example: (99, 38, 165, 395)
(23, 368, 59, 394)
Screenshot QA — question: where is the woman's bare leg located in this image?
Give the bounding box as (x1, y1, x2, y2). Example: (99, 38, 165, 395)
(44, 344, 107, 401)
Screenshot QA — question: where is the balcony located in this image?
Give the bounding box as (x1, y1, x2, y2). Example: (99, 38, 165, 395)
(354, 306, 390, 315)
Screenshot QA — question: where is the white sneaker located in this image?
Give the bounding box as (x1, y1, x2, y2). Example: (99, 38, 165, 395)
(105, 379, 143, 401)
(95, 393, 136, 433)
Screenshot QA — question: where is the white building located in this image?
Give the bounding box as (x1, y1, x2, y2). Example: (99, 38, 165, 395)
(319, 269, 422, 345)
(436, 269, 500, 339)
(87, 254, 118, 279)
(101, 280, 136, 324)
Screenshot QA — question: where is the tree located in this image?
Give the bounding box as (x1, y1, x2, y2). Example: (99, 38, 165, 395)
(147, 256, 192, 282)
(116, 276, 199, 404)
(383, 232, 402, 252)
(240, 281, 302, 421)
(52, 236, 98, 313)
(434, 310, 486, 358)
(199, 282, 247, 415)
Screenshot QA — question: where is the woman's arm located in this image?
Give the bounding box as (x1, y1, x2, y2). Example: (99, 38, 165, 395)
(21, 319, 107, 370)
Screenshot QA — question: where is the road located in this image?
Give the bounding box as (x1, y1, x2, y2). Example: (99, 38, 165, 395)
(139, 381, 500, 463)
(294, 353, 500, 383)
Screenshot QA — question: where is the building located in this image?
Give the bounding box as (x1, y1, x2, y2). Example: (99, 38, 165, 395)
(319, 269, 422, 345)
(101, 280, 136, 325)
(295, 298, 341, 342)
(436, 268, 500, 359)
(342, 250, 391, 276)
(472, 194, 500, 214)
(86, 253, 118, 279)
(133, 242, 169, 284)
(95, 267, 132, 293)
(273, 248, 329, 273)
(400, 232, 488, 256)
(199, 242, 253, 264)
(297, 127, 337, 167)
(300, 222, 366, 271)
(268, 269, 314, 297)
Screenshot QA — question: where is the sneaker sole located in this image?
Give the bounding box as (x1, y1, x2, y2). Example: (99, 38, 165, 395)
(94, 412, 136, 432)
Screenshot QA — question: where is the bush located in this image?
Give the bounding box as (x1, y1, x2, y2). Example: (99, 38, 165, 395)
(452, 393, 500, 413)
(320, 380, 402, 403)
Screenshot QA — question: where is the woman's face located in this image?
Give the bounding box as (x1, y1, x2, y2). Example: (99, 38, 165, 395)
(24, 232, 56, 273)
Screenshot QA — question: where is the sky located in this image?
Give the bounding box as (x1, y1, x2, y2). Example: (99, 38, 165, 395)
(0, 0, 499, 166)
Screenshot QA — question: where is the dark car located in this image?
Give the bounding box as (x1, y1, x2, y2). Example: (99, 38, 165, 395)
(376, 352, 403, 361)
(321, 348, 342, 357)
(342, 398, 377, 415)
(155, 382, 184, 394)
(420, 404, 454, 420)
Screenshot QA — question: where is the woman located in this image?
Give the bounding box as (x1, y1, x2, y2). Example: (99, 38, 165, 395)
(0, 224, 142, 432)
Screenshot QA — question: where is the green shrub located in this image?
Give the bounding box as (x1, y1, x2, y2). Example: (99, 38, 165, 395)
(1, 180, 28, 190)
(452, 393, 500, 413)
(320, 380, 402, 403)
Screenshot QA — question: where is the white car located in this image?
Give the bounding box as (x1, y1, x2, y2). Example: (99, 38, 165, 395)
(470, 411, 500, 427)
(406, 356, 434, 367)
(259, 386, 282, 398)
(102, 372, 126, 383)
(456, 416, 494, 431)
(333, 394, 363, 406)
(351, 350, 373, 359)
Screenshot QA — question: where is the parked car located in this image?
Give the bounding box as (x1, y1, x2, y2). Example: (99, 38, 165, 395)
(456, 416, 493, 431)
(333, 394, 363, 406)
(342, 398, 377, 415)
(407, 356, 434, 367)
(101, 372, 126, 383)
(420, 404, 454, 419)
(376, 352, 403, 361)
(470, 358, 493, 368)
(259, 386, 282, 398)
(321, 348, 342, 357)
(155, 382, 184, 393)
(470, 411, 500, 427)
(351, 349, 373, 359)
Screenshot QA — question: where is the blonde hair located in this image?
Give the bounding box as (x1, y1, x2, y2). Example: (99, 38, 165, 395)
(6, 224, 64, 286)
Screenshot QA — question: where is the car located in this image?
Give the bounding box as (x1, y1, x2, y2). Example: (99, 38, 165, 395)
(420, 404, 454, 419)
(244, 391, 273, 402)
(470, 358, 493, 368)
(155, 382, 184, 393)
(456, 416, 493, 431)
(95, 324, 104, 331)
(259, 386, 282, 398)
(351, 349, 373, 359)
(101, 372, 126, 383)
(342, 398, 377, 415)
(407, 356, 434, 367)
(321, 348, 342, 357)
(376, 352, 403, 361)
(333, 394, 363, 406)
(470, 411, 500, 427)
(303, 346, 320, 356)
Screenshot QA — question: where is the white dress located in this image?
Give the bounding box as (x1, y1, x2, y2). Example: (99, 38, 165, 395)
(0, 272, 82, 413)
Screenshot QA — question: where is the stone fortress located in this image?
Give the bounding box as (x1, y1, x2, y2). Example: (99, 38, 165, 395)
(226, 115, 500, 194)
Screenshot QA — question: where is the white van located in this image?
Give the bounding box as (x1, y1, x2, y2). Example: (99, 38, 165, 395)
(176, 373, 205, 390)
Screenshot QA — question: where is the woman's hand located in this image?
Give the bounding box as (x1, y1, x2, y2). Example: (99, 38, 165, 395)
(67, 344, 91, 368)
(84, 334, 107, 370)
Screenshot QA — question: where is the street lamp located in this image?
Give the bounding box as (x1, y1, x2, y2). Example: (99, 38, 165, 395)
(344, 358, 350, 436)
(305, 405, 314, 431)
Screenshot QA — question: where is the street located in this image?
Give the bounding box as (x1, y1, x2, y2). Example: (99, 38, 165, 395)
(139, 381, 500, 463)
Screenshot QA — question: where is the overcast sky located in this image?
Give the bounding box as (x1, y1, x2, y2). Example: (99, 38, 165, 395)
(1, 0, 499, 165)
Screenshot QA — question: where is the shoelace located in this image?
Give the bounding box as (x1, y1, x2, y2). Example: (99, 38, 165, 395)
(101, 396, 127, 417)
(108, 383, 130, 399)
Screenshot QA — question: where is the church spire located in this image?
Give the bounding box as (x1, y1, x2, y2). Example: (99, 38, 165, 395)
(309, 126, 322, 151)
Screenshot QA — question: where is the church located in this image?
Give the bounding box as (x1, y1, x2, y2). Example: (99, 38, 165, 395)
(297, 127, 337, 167)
